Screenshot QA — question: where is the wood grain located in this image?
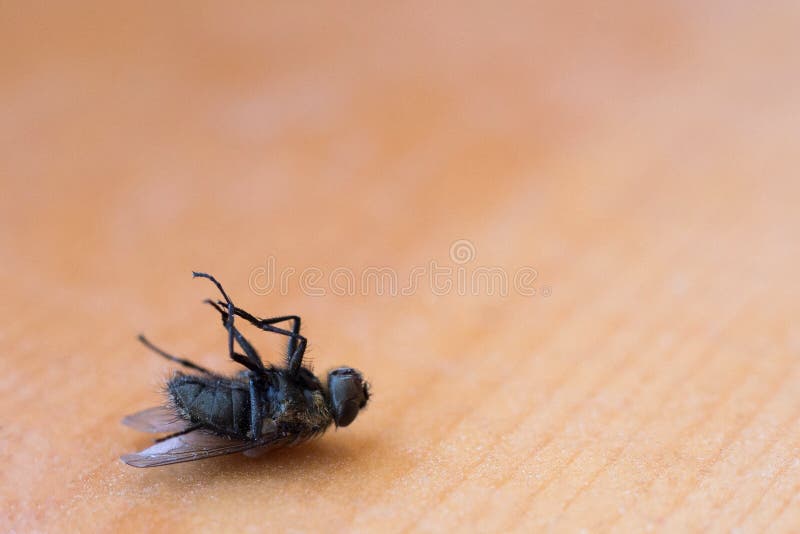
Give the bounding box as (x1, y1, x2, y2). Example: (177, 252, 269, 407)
(1, 2, 799, 532)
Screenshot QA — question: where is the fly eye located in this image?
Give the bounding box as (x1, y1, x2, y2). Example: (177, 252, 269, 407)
(334, 400, 360, 427)
(328, 367, 368, 427)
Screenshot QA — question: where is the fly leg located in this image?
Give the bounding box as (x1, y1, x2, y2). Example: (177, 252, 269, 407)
(212, 305, 301, 358)
(137, 335, 214, 375)
(248, 373, 263, 440)
(193, 272, 266, 374)
(219, 304, 308, 376)
(203, 300, 267, 374)
(244, 313, 300, 355)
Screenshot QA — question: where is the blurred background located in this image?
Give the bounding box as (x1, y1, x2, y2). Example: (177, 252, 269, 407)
(1, 1, 799, 532)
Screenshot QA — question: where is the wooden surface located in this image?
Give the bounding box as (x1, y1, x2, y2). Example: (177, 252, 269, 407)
(2, 2, 799, 532)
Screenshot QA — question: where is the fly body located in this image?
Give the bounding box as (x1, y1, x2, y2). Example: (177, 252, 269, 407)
(121, 272, 370, 467)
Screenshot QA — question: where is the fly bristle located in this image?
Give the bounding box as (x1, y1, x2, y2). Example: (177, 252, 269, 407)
(162, 373, 191, 421)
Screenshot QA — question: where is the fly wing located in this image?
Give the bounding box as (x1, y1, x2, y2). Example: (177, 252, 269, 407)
(120, 425, 288, 468)
(121, 406, 188, 433)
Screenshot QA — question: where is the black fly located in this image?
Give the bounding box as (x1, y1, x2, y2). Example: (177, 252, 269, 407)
(120, 272, 370, 468)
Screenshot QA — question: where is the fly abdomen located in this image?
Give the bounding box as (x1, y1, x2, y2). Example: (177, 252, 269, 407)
(167, 374, 251, 438)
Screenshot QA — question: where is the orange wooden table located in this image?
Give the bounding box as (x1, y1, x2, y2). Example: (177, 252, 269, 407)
(1, 2, 799, 532)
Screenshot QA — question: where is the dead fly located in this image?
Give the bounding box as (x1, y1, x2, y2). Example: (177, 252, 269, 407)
(121, 272, 370, 467)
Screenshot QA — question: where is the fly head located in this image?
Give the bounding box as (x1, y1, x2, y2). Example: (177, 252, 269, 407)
(327, 367, 370, 427)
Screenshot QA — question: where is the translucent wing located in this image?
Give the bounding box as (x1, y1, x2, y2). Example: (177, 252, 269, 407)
(120, 425, 288, 468)
(121, 406, 188, 433)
